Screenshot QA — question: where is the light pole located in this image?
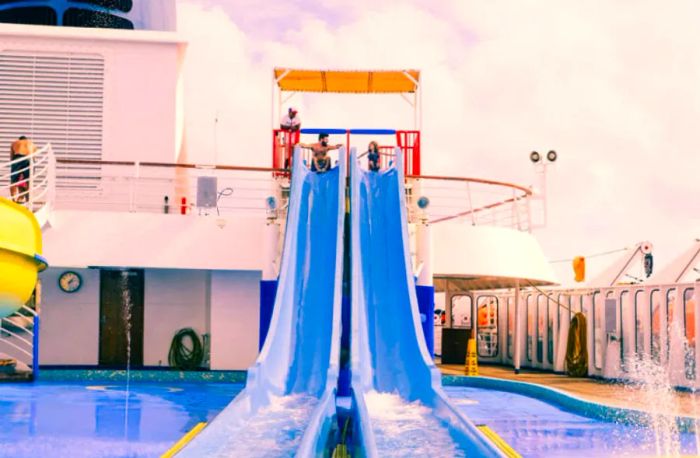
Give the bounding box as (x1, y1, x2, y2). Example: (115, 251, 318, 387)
(530, 150, 557, 229)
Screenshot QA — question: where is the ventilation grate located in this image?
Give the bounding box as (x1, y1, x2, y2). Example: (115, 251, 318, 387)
(0, 51, 105, 188)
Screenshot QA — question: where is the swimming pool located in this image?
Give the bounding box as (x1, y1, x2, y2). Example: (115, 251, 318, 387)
(0, 380, 243, 457)
(2, 376, 696, 457)
(445, 385, 698, 457)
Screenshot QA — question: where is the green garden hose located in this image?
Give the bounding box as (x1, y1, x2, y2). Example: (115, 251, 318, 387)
(168, 328, 204, 370)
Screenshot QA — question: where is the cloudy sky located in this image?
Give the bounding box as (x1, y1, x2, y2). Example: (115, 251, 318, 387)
(177, 0, 699, 284)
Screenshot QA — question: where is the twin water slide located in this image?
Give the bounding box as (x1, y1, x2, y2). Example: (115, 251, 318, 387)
(349, 149, 502, 458)
(180, 148, 346, 457)
(180, 147, 501, 457)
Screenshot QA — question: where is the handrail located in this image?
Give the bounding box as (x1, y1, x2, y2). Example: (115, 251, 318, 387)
(1, 143, 54, 217)
(407, 174, 532, 196)
(0, 319, 33, 347)
(430, 195, 527, 225)
(51, 156, 533, 230)
(56, 158, 288, 173)
(54, 159, 533, 194)
(0, 306, 39, 372)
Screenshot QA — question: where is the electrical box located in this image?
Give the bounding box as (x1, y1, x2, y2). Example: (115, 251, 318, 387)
(197, 176, 218, 208)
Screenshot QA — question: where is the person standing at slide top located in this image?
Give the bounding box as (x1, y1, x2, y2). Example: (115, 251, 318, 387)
(298, 133, 342, 173)
(367, 141, 381, 172)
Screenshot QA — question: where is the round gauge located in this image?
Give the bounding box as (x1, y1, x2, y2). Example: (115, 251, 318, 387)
(58, 271, 82, 293)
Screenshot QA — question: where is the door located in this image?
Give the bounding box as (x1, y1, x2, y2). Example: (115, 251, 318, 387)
(99, 269, 144, 367)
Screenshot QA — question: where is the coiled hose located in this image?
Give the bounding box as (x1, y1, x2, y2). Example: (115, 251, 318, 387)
(565, 312, 588, 377)
(168, 328, 204, 370)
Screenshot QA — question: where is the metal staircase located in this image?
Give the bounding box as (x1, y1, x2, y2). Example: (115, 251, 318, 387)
(0, 144, 52, 380)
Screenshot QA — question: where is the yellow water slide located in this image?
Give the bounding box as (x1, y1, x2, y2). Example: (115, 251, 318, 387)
(0, 198, 47, 317)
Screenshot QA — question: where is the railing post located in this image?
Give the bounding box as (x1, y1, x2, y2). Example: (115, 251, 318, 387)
(526, 191, 533, 233)
(47, 145, 56, 211)
(465, 182, 476, 225)
(512, 189, 518, 230)
(32, 314, 40, 380)
(28, 154, 34, 210)
(129, 161, 140, 212)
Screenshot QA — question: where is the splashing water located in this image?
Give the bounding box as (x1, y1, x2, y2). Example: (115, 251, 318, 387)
(624, 355, 682, 456)
(621, 319, 698, 458)
(364, 391, 466, 458)
(201, 394, 319, 457)
(120, 271, 132, 445)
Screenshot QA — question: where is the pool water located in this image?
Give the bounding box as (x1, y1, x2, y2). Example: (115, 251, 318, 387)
(445, 386, 698, 457)
(185, 393, 320, 457)
(0, 381, 243, 457)
(3, 380, 696, 457)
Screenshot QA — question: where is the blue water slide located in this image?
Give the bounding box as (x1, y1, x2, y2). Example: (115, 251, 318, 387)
(349, 148, 504, 458)
(180, 147, 346, 457)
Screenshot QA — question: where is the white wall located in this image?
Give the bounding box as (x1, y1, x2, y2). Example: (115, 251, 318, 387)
(143, 269, 208, 367)
(40, 267, 100, 365)
(210, 270, 260, 370)
(433, 224, 558, 285)
(44, 211, 265, 271)
(37, 266, 259, 369)
(0, 24, 185, 163)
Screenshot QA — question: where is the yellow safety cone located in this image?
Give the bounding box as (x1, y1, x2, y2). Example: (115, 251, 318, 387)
(465, 338, 478, 376)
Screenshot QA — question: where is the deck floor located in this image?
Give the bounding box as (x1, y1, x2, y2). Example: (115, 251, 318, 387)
(439, 364, 700, 418)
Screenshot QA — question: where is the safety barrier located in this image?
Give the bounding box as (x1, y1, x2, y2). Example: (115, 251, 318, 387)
(0, 142, 533, 233)
(0, 305, 39, 378)
(0, 143, 55, 221)
(271, 128, 421, 176)
(441, 281, 700, 389)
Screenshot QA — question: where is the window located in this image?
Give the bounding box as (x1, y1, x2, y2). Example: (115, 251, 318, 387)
(537, 295, 545, 363)
(0, 2, 134, 29)
(650, 289, 662, 362)
(666, 289, 676, 360)
(526, 294, 534, 361)
(450, 295, 472, 328)
(547, 296, 557, 364)
(507, 296, 515, 359)
(558, 294, 571, 322)
(476, 296, 498, 358)
(593, 291, 603, 370)
(634, 290, 646, 356)
(620, 290, 630, 369)
(684, 288, 695, 380)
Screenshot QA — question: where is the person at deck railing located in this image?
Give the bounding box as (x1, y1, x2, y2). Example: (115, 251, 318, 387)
(280, 107, 301, 132)
(10, 136, 36, 204)
(367, 141, 381, 172)
(298, 133, 342, 173)
(279, 107, 301, 170)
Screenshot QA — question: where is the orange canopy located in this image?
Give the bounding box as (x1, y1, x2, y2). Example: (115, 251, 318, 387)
(274, 68, 420, 94)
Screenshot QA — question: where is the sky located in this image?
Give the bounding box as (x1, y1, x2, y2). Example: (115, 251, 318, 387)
(176, 0, 700, 285)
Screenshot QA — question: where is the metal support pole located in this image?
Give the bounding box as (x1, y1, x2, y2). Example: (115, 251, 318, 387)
(32, 314, 40, 380)
(415, 203, 435, 356)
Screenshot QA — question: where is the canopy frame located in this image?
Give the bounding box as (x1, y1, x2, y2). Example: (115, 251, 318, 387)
(272, 68, 422, 130)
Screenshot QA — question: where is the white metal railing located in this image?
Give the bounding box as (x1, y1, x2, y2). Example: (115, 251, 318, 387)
(406, 175, 534, 232)
(1, 150, 535, 232)
(453, 279, 700, 389)
(53, 160, 286, 217)
(0, 143, 55, 217)
(0, 305, 39, 376)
